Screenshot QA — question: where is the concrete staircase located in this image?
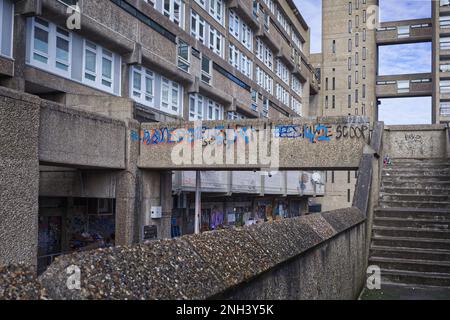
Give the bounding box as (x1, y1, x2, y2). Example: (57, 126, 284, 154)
(370, 158, 450, 288)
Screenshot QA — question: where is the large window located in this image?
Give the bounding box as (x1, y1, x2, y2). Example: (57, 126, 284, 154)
(256, 38, 273, 70)
(161, 77, 182, 114)
(0, 0, 13, 58)
(276, 59, 289, 85)
(177, 39, 190, 72)
(30, 17, 72, 77)
(291, 97, 302, 115)
(83, 40, 115, 93)
(189, 93, 224, 120)
(191, 10, 224, 57)
(229, 10, 253, 51)
(27, 17, 121, 95)
(256, 66, 273, 94)
(131, 65, 154, 107)
(276, 83, 289, 107)
(209, 0, 224, 24)
(292, 76, 302, 95)
(163, 0, 184, 28)
(228, 44, 252, 78)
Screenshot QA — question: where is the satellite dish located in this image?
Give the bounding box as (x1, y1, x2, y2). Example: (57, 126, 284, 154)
(312, 172, 321, 183)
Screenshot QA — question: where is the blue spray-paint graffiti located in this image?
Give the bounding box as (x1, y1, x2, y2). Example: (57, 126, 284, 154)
(275, 124, 333, 143)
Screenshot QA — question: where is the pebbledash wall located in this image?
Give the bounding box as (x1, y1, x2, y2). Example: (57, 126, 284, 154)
(38, 207, 367, 300)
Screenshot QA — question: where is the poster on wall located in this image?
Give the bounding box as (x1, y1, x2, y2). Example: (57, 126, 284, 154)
(143, 225, 158, 240)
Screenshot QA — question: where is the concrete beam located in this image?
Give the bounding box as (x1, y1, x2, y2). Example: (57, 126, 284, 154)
(39, 101, 127, 169)
(136, 116, 371, 171)
(376, 73, 433, 98)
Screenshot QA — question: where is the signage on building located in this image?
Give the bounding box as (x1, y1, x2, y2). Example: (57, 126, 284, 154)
(143, 225, 158, 240)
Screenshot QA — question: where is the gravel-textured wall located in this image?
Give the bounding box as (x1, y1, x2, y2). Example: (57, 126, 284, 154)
(33, 208, 366, 300)
(0, 87, 40, 266)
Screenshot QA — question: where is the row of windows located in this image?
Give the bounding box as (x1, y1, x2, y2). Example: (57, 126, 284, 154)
(189, 93, 224, 121)
(229, 10, 253, 51)
(191, 10, 224, 58)
(256, 66, 274, 95)
(144, 0, 185, 28)
(194, 0, 225, 25)
(276, 83, 289, 107)
(131, 65, 183, 116)
(229, 44, 253, 78)
(27, 17, 121, 95)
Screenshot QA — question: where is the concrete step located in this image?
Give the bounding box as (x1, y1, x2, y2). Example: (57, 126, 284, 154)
(382, 181, 450, 188)
(389, 158, 450, 165)
(374, 207, 450, 220)
(372, 235, 450, 250)
(380, 194, 450, 202)
(374, 217, 450, 230)
(382, 175, 450, 182)
(370, 246, 450, 262)
(380, 269, 450, 287)
(379, 200, 450, 209)
(373, 226, 450, 240)
(370, 256, 450, 274)
(380, 187, 450, 196)
(383, 168, 450, 176)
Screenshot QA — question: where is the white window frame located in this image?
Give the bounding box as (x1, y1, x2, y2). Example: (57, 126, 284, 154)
(276, 59, 289, 85)
(191, 10, 206, 44)
(30, 17, 72, 78)
(209, 26, 224, 57)
(163, 0, 184, 28)
(209, 0, 224, 25)
(82, 40, 116, 94)
(130, 65, 155, 108)
(161, 77, 182, 115)
(0, 0, 14, 59)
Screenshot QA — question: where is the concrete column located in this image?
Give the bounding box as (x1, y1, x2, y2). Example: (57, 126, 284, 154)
(0, 88, 41, 267)
(115, 121, 140, 246)
(160, 171, 173, 239)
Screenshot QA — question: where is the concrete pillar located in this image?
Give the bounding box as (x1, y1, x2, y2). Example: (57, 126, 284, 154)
(160, 171, 173, 239)
(115, 121, 140, 246)
(0, 88, 41, 267)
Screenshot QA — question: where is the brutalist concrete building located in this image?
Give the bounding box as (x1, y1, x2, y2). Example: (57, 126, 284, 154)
(0, 0, 322, 272)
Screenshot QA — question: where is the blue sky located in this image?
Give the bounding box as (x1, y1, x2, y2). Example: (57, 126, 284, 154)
(295, 0, 433, 124)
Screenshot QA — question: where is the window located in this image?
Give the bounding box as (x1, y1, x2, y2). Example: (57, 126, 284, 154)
(28, 17, 121, 95)
(177, 39, 190, 72)
(229, 45, 252, 78)
(276, 59, 289, 84)
(130, 65, 154, 107)
(201, 55, 212, 84)
(292, 32, 303, 51)
(256, 38, 273, 70)
(348, 94, 351, 108)
(291, 97, 302, 115)
(191, 11, 206, 44)
(355, 33, 359, 47)
(348, 38, 352, 52)
(163, 0, 184, 28)
(348, 75, 352, 89)
(292, 76, 302, 95)
(256, 66, 273, 94)
(0, 0, 14, 58)
(277, 7, 291, 35)
(161, 77, 182, 114)
(30, 17, 71, 77)
(362, 47, 367, 60)
(276, 83, 289, 107)
(209, 26, 224, 57)
(83, 40, 115, 92)
(209, 0, 224, 24)
(348, 57, 352, 70)
(325, 96, 328, 109)
(332, 95, 335, 109)
(332, 40, 336, 53)
(348, 2, 352, 15)
(229, 10, 253, 51)
(332, 77, 336, 90)
(348, 20, 352, 33)
(189, 93, 224, 121)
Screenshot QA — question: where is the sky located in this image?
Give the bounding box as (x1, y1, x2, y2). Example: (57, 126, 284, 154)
(295, 0, 433, 124)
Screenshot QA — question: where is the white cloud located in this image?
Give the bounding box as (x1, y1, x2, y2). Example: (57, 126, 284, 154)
(379, 42, 431, 75)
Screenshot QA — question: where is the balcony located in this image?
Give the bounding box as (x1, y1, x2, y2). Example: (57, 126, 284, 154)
(376, 19, 432, 45)
(376, 73, 432, 98)
(440, 102, 450, 118)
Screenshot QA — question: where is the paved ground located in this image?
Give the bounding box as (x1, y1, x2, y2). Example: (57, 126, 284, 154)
(360, 283, 450, 300)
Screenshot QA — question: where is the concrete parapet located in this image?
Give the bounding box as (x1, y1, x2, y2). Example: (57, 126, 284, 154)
(35, 208, 366, 300)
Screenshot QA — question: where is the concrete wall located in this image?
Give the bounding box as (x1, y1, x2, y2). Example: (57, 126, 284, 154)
(383, 125, 448, 159)
(37, 207, 367, 300)
(39, 100, 127, 169)
(0, 87, 40, 266)
(138, 116, 371, 170)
